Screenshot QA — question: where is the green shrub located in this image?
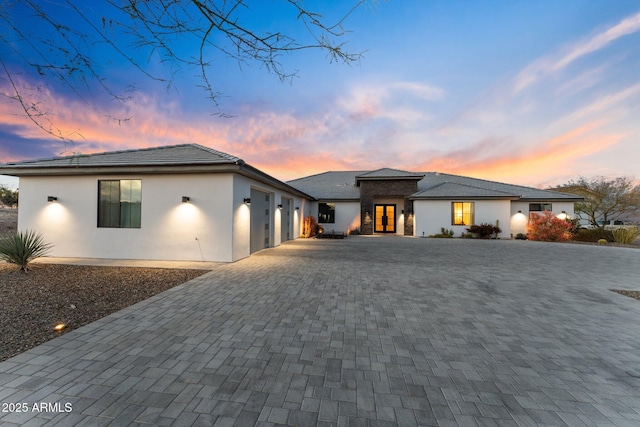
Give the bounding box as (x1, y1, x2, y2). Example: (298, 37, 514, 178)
(573, 228, 614, 243)
(515, 233, 527, 240)
(0, 230, 52, 272)
(466, 223, 501, 239)
(612, 227, 640, 244)
(431, 227, 454, 238)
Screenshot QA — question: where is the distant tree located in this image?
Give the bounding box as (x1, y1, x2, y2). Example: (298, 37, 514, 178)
(557, 177, 640, 228)
(0, 0, 367, 142)
(0, 185, 18, 208)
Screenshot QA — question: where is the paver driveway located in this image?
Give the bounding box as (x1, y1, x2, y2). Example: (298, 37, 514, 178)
(1, 237, 640, 426)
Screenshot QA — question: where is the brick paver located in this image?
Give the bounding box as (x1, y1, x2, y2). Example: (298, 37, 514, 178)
(1, 237, 640, 426)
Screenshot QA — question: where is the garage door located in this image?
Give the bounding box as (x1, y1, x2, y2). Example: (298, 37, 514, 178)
(281, 197, 292, 243)
(250, 189, 271, 253)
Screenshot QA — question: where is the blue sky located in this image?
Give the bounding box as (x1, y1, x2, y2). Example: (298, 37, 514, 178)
(2, 1, 640, 190)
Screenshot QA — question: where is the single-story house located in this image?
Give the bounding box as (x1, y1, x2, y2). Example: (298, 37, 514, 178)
(0, 144, 582, 262)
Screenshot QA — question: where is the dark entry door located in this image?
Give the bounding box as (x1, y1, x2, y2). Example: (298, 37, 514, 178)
(374, 204, 395, 233)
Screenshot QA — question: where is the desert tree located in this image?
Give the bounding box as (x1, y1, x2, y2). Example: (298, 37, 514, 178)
(0, 0, 367, 144)
(557, 176, 640, 228)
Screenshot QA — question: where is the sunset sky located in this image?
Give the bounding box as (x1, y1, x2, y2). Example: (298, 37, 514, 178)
(2, 1, 640, 190)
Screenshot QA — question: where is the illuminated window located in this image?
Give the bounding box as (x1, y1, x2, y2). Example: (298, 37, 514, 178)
(98, 180, 141, 228)
(318, 202, 335, 223)
(451, 202, 474, 226)
(529, 203, 552, 212)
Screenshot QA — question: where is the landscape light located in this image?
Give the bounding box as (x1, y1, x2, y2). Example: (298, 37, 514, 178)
(54, 323, 66, 331)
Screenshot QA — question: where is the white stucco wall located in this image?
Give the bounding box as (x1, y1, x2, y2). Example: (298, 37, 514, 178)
(510, 201, 576, 237)
(18, 174, 236, 262)
(311, 201, 361, 234)
(232, 174, 307, 260)
(414, 200, 511, 238)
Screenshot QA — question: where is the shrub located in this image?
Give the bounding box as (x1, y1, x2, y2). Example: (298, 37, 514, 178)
(431, 227, 454, 238)
(466, 223, 501, 239)
(612, 226, 640, 244)
(527, 211, 572, 242)
(573, 228, 614, 243)
(598, 238, 608, 245)
(515, 233, 527, 240)
(301, 215, 318, 238)
(0, 230, 53, 272)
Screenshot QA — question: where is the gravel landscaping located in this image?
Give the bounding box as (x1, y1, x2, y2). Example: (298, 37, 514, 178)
(0, 263, 207, 362)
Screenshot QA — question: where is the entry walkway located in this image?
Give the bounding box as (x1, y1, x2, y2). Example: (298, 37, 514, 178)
(2, 238, 640, 426)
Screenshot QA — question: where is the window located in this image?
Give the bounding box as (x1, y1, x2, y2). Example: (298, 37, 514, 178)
(451, 202, 474, 226)
(529, 203, 552, 212)
(98, 180, 141, 228)
(318, 202, 335, 223)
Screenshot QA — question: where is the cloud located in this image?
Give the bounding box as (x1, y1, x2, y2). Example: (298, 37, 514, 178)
(513, 10, 640, 93)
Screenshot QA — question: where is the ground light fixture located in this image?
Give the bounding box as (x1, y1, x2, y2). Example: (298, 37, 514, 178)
(243, 198, 251, 205)
(53, 323, 66, 331)
(182, 196, 190, 203)
(47, 196, 57, 202)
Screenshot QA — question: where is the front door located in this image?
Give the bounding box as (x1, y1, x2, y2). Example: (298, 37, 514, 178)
(374, 204, 395, 233)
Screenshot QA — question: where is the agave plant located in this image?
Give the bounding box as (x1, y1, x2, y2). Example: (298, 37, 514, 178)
(0, 230, 53, 272)
(612, 227, 640, 245)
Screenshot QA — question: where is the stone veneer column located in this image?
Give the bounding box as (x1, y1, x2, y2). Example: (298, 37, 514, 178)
(359, 180, 419, 236)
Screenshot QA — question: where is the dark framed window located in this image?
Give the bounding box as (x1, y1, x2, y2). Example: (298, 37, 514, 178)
(318, 202, 335, 223)
(451, 202, 474, 226)
(529, 203, 552, 212)
(98, 180, 141, 228)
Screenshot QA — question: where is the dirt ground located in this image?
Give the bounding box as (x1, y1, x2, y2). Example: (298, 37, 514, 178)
(0, 208, 18, 237)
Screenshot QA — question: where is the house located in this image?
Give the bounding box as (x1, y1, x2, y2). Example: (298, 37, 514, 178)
(289, 169, 581, 239)
(0, 144, 582, 262)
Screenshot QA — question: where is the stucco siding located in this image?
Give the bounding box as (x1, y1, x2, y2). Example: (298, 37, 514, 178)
(414, 200, 511, 238)
(19, 174, 235, 262)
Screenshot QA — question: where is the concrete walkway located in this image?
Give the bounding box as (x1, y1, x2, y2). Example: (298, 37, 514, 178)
(1, 237, 640, 426)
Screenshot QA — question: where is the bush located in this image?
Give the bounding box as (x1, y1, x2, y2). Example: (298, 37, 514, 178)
(612, 227, 640, 244)
(466, 223, 501, 239)
(515, 233, 527, 240)
(0, 230, 53, 272)
(430, 227, 454, 238)
(573, 228, 614, 243)
(527, 211, 572, 242)
(301, 216, 318, 238)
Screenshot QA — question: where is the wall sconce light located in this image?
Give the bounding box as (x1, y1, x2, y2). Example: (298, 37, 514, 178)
(517, 210, 522, 213)
(182, 196, 190, 203)
(561, 210, 566, 214)
(401, 209, 405, 214)
(244, 198, 251, 205)
(277, 204, 283, 209)
(295, 206, 299, 210)
(47, 196, 58, 202)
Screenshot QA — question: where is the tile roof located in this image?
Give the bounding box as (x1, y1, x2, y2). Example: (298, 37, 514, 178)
(287, 171, 365, 200)
(356, 168, 425, 180)
(411, 182, 520, 199)
(288, 170, 582, 201)
(0, 144, 242, 169)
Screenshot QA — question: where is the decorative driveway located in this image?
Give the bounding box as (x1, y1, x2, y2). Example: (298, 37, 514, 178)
(1, 237, 640, 426)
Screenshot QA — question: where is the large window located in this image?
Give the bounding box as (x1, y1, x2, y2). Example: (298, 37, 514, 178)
(318, 202, 335, 223)
(98, 180, 142, 228)
(452, 202, 474, 226)
(529, 203, 552, 212)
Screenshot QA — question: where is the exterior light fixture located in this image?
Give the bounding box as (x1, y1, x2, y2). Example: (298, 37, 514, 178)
(182, 196, 190, 203)
(561, 210, 566, 214)
(277, 204, 283, 209)
(244, 198, 251, 205)
(48, 196, 58, 202)
(54, 323, 66, 331)
(295, 206, 299, 210)
(517, 210, 522, 213)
